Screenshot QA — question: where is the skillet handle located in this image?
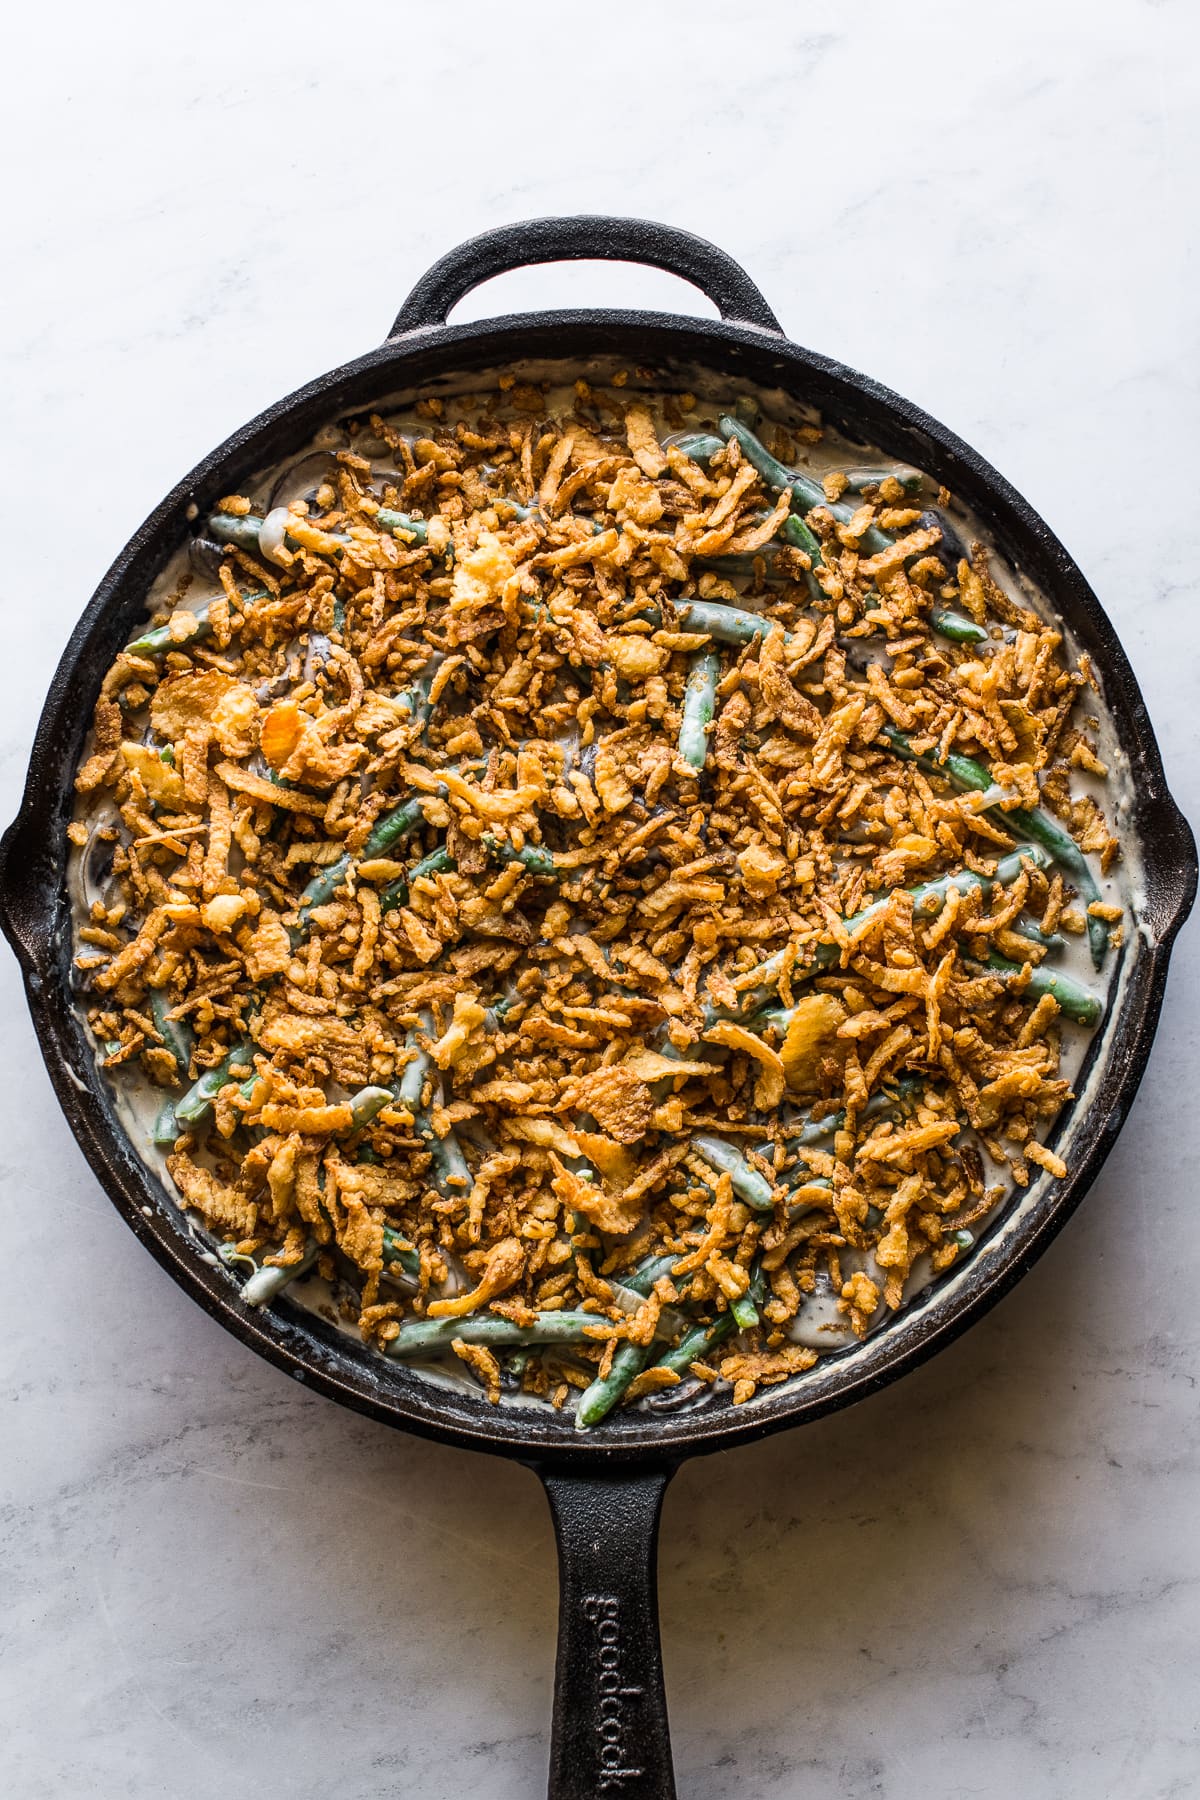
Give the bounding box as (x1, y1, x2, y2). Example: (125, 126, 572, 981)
(388, 215, 783, 338)
(538, 1464, 678, 1800)
(0, 813, 55, 979)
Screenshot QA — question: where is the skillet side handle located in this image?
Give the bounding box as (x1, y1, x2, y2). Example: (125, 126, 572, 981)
(388, 215, 783, 338)
(538, 1465, 678, 1800)
(0, 815, 55, 980)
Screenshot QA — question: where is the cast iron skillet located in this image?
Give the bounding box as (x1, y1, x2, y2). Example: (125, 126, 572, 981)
(1, 216, 1194, 1799)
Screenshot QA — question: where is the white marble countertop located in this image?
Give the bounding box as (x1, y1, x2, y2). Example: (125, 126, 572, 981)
(3, 3, 1198, 1795)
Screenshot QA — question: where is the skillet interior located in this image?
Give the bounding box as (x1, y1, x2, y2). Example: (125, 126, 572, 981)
(2, 305, 1194, 1471)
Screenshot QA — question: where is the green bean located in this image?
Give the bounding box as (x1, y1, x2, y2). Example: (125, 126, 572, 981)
(152, 1100, 181, 1147)
(398, 1014, 471, 1194)
(576, 1339, 651, 1429)
(951, 1228, 973, 1251)
(882, 726, 1108, 967)
(148, 989, 194, 1077)
(785, 1174, 833, 1222)
(485, 992, 520, 1032)
(779, 512, 825, 567)
(209, 508, 439, 560)
(651, 1312, 736, 1378)
(172, 1038, 255, 1129)
(347, 1085, 395, 1130)
(128, 602, 213, 657)
(880, 724, 994, 795)
(690, 1134, 775, 1211)
(730, 845, 1050, 1018)
(396, 1018, 433, 1114)
(978, 951, 1103, 1026)
(574, 1250, 702, 1428)
(126, 589, 270, 658)
(676, 600, 788, 646)
(295, 793, 427, 934)
(728, 1258, 767, 1333)
(667, 431, 725, 463)
(208, 512, 269, 555)
(619, 1252, 680, 1296)
(385, 1310, 603, 1358)
(237, 1214, 417, 1314)
(382, 1226, 421, 1281)
(766, 1074, 924, 1153)
(930, 608, 987, 645)
(421, 1121, 472, 1194)
(679, 649, 721, 771)
(375, 507, 429, 545)
(379, 846, 456, 914)
(842, 466, 924, 497)
(481, 835, 560, 878)
(241, 1242, 319, 1307)
(496, 497, 539, 522)
(718, 416, 825, 511)
(728, 1293, 759, 1331)
(696, 546, 790, 581)
(364, 794, 431, 860)
(394, 662, 441, 737)
(718, 418, 893, 556)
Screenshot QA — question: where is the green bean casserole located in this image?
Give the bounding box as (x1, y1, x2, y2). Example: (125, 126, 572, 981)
(71, 376, 1122, 1426)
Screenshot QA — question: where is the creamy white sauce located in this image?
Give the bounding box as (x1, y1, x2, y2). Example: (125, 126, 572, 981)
(73, 361, 1136, 1416)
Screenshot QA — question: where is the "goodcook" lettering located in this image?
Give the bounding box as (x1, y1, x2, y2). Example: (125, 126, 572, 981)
(582, 1594, 645, 1788)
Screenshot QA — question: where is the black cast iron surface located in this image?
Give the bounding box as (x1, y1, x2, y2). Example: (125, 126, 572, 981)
(2, 218, 1194, 1799)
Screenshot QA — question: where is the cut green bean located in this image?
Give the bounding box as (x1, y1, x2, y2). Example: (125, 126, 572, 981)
(379, 846, 456, 914)
(729, 846, 1051, 1019)
(729, 1291, 760, 1331)
(347, 1085, 395, 1130)
(386, 1310, 602, 1358)
(394, 661, 442, 738)
(718, 416, 825, 512)
(882, 726, 1108, 967)
(842, 465, 923, 497)
(172, 1038, 255, 1129)
(676, 600, 788, 646)
(241, 1241, 319, 1307)
(690, 1134, 775, 1211)
(126, 589, 270, 658)
(398, 1014, 471, 1194)
(679, 649, 720, 771)
(481, 835, 561, 878)
(295, 793, 427, 935)
(619, 1253, 680, 1296)
(148, 989, 194, 1077)
(576, 1339, 652, 1429)
(930, 608, 987, 645)
(208, 512, 269, 555)
(766, 1074, 924, 1154)
(375, 507, 429, 544)
(779, 512, 825, 567)
(153, 1100, 181, 1147)
(978, 952, 1103, 1026)
(382, 1226, 421, 1281)
(667, 431, 726, 463)
(651, 1312, 737, 1378)
(128, 601, 213, 657)
(209, 508, 440, 560)
(718, 418, 893, 556)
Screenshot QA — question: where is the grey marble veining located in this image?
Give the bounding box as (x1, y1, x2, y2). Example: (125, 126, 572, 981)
(2, 2, 1198, 1795)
